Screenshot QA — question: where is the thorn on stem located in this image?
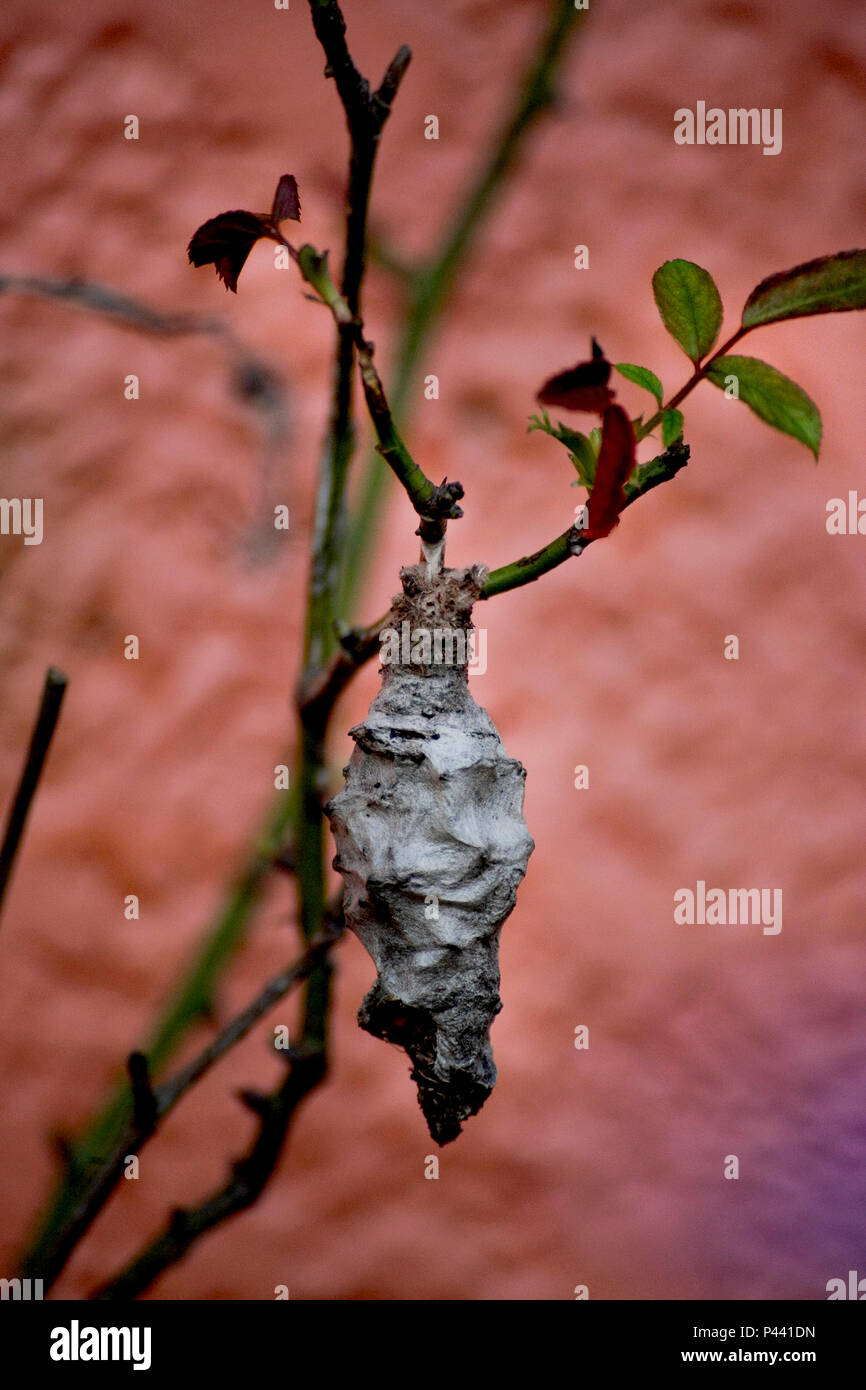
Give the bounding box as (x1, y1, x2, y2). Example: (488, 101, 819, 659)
(127, 1051, 158, 1132)
(168, 1208, 190, 1240)
(238, 1089, 271, 1117)
(51, 1131, 79, 1172)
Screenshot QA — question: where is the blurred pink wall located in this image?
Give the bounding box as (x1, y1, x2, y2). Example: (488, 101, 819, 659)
(1, 0, 865, 1299)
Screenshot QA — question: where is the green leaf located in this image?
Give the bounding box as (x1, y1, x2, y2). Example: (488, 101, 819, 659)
(652, 259, 723, 364)
(614, 362, 664, 405)
(742, 249, 866, 328)
(527, 412, 597, 486)
(588, 426, 602, 455)
(661, 408, 684, 447)
(568, 435, 597, 487)
(527, 410, 553, 435)
(706, 355, 821, 459)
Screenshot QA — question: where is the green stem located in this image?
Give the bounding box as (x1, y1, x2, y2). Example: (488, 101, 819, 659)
(297, 247, 456, 529)
(356, 341, 439, 513)
(481, 530, 574, 598)
(636, 327, 748, 441)
(481, 441, 690, 599)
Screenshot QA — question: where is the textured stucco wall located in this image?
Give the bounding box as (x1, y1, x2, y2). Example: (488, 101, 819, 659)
(1, 0, 865, 1299)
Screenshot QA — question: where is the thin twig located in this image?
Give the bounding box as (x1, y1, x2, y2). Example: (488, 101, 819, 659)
(0, 667, 67, 923)
(338, 0, 588, 614)
(21, 923, 342, 1292)
(355, 338, 465, 545)
(0, 272, 225, 335)
(296, 246, 464, 545)
(18, 782, 297, 1277)
(303, 0, 411, 673)
(158, 919, 342, 1110)
(92, 1043, 328, 1301)
(636, 328, 748, 440)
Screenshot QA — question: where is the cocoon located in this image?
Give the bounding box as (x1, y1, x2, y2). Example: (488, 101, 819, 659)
(327, 562, 534, 1143)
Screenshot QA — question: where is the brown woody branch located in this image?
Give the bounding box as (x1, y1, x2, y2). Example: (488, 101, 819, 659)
(0, 667, 67, 924)
(31, 923, 342, 1294)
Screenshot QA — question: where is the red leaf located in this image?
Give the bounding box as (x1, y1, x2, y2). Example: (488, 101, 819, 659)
(188, 177, 302, 291)
(271, 174, 301, 224)
(537, 338, 614, 414)
(583, 405, 635, 540)
(187, 210, 271, 293)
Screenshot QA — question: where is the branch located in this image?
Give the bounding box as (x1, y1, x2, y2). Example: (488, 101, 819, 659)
(18, 781, 298, 1278)
(480, 442, 690, 599)
(158, 917, 341, 1109)
(0, 272, 224, 335)
(215, 28, 414, 1294)
(303, 0, 411, 672)
(305, 2, 410, 308)
(297, 246, 464, 550)
(356, 338, 464, 546)
(338, 0, 588, 614)
(0, 666, 67, 923)
(408, 0, 585, 326)
(92, 1044, 328, 1300)
(90, 917, 343, 1301)
(483, 323, 755, 598)
(636, 328, 749, 441)
(297, 613, 388, 739)
(21, 923, 342, 1292)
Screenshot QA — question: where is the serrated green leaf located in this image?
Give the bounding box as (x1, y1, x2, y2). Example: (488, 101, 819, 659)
(527, 411, 598, 485)
(742, 249, 866, 328)
(614, 362, 664, 405)
(661, 408, 684, 447)
(526, 410, 553, 435)
(652, 259, 723, 364)
(570, 443, 597, 487)
(528, 412, 585, 450)
(556, 424, 594, 454)
(706, 355, 821, 459)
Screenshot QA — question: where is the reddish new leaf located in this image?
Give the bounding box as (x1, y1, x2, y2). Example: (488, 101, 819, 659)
(187, 210, 273, 293)
(271, 174, 301, 224)
(537, 337, 615, 414)
(188, 175, 301, 293)
(583, 404, 635, 540)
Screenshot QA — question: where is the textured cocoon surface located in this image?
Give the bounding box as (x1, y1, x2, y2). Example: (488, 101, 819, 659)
(326, 563, 534, 1143)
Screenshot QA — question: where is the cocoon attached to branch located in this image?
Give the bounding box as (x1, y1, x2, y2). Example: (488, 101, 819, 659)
(326, 563, 534, 1144)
